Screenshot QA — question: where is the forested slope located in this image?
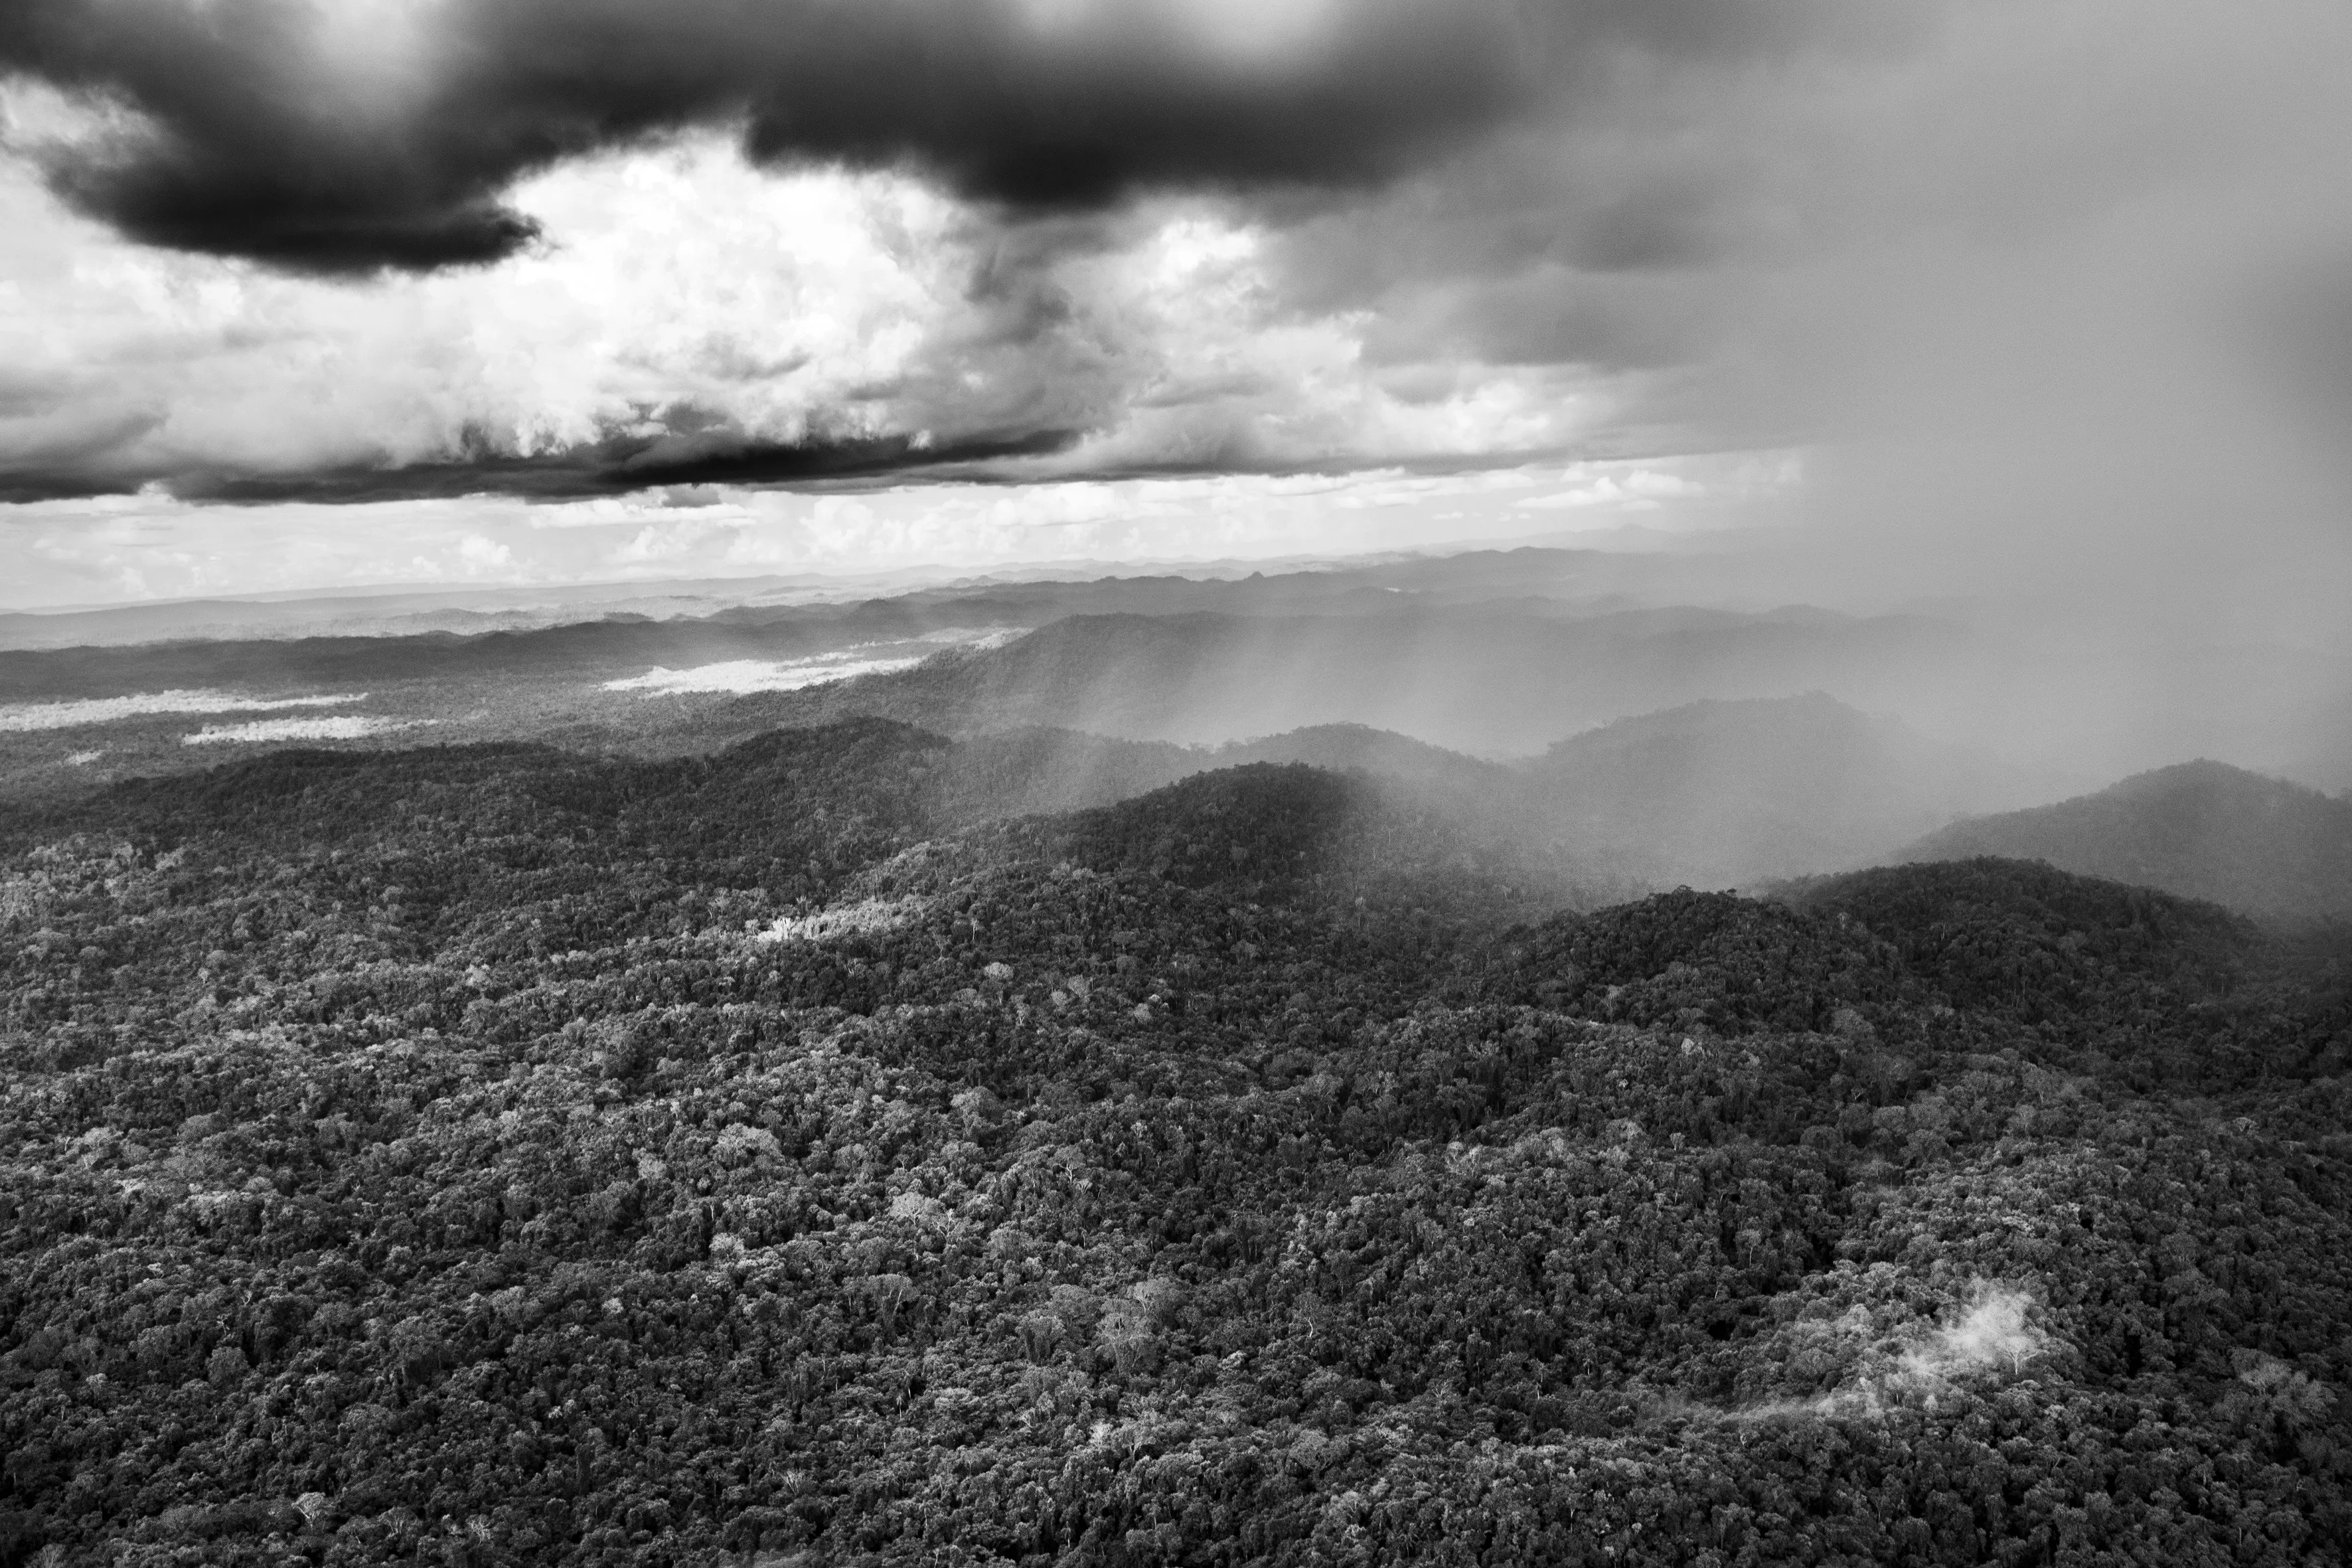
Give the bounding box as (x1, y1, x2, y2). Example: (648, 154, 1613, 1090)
(1899, 760, 2352, 918)
(1523, 694, 2043, 888)
(2, 724, 2348, 1567)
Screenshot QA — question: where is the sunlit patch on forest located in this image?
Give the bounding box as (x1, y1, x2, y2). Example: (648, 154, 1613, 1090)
(751, 896, 931, 947)
(180, 716, 432, 745)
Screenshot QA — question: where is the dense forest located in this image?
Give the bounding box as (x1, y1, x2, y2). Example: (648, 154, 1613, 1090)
(3, 720, 2348, 1566)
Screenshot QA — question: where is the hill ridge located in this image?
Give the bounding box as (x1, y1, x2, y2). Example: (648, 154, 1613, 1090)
(1900, 757, 2352, 917)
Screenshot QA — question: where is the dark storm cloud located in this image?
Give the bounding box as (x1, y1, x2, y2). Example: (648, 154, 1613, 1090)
(0, 0, 1839, 274)
(2, 421, 1087, 506)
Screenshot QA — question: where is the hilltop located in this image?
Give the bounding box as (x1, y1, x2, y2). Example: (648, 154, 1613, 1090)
(1901, 759, 2352, 918)
(1522, 692, 2042, 887)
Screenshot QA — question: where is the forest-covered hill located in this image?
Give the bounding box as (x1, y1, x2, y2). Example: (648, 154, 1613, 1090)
(1522, 694, 2043, 888)
(738, 697, 2045, 896)
(1901, 759, 2352, 919)
(3, 724, 2348, 1567)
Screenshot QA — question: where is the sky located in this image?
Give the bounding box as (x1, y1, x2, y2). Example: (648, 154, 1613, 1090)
(1, 0, 2348, 625)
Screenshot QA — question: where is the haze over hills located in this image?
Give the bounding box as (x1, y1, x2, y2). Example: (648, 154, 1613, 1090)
(7, 540, 2348, 809)
(0, 563, 2003, 811)
(1899, 759, 2352, 919)
(1522, 693, 2054, 889)
(937, 695, 2054, 894)
(0, 546, 1698, 652)
(924, 722, 1519, 821)
(6, 544, 2348, 929)
(0, 549, 1944, 791)
(593, 595, 2352, 793)
(773, 686, 2058, 892)
(701, 608, 1974, 755)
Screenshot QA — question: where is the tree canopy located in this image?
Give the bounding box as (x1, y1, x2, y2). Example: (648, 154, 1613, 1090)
(2, 723, 2347, 1566)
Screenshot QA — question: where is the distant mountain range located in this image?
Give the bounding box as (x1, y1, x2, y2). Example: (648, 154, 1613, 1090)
(0, 567, 1984, 809)
(704, 608, 1970, 757)
(9, 542, 2348, 905)
(0, 546, 1733, 651)
(1897, 759, 2352, 918)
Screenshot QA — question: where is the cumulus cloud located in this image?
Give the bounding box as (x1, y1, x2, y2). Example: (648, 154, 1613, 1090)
(0, 137, 1061, 496)
(0, 0, 2342, 625)
(0, 0, 1891, 503)
(0, 129, 1621, 503)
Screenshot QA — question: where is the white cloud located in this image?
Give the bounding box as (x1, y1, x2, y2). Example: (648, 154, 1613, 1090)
(0, 126, 1614, 505)
(1516, 467, 1707, 511)
(600, 655, 925, 695)
(1900, 1289, 2043, 1383)
(457, 533, 512, 570)
(0, 688, 365, 731)
(0, 134, 970, 480)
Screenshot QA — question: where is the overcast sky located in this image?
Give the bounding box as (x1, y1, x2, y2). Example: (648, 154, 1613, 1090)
(1, 0, 2347, 622)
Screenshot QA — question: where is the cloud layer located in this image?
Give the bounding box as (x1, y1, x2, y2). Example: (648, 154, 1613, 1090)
(0, 453, 1768, 609)
(0, 0, 1891, 504)
(0, 0, 2345, 624)
(0, 688, 362, 731)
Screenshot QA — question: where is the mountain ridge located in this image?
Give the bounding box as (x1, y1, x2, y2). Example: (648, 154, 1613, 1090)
(1519, 691, 2048, 887)
(1898, 757, 2352, 917)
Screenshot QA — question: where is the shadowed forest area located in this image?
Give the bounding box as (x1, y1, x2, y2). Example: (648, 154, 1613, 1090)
(3, 721, 2348, 1566)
